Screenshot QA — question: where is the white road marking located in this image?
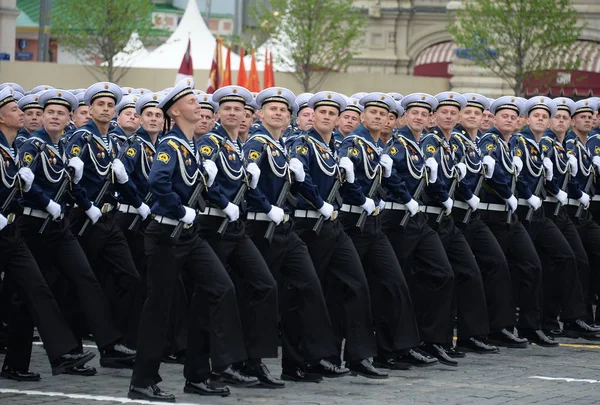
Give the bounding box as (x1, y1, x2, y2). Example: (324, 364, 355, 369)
(0, 388, 212, 405)
(32, 341, 98, 349)
(529, 376, 600, 383)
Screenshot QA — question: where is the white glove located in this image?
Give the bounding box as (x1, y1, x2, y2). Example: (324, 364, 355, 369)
(18, 167, 34, 192)
(506, 195, 518, 212)
(380, 154, 393, 178)
(338, 157, 354, 184)
(202, 160, 218, 188)
(579, 192, 590, 209)
(45, 199, 62, 220)
(179, 206, 196, 224)
(425, 158, 438, 184)
(135, 202, 151, 220)
(593, 156, 600, 173)
(288, 158, 305, 182)
(223, 202, 240, 222)
(512, 156, 523, 176)
(568, 155, 578, 177)
(555, 190, 568, 205)
(267, 205, 285, 225)
(318, 201, 334, 219)
(405, 199, 419, 217)
(68, 156, 84, 184)
(466, 195, 480, 211)
(442, 198, 453, 215)
(0, 214, 7, 231)
(455, 162, 467, 181)
(527, 195, 542, 210)
(246, 162, 261, 189)
(85, 205, 102, 224)
(378, 199, 386, 212)
(111, 158, 129, 184)
(482, 155, 495, 179)
(360, 198, 376, 215)
(543, 157, 553, 181)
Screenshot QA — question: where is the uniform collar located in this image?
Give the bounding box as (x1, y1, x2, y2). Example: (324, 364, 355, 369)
(80, 119, 105, 137)
(165, 123, 190, 143)
(543, 128, 558, 140)
(350, 124, 377, 145)
(397, 125, 423, 144)
(135, 126, 157, 146)
(306, 127, 330, 147)
(0, 130, 11, 149)
(30, 127, 53, 144)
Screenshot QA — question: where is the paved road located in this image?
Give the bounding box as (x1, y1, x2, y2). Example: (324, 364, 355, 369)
(1, 338, 600, 405)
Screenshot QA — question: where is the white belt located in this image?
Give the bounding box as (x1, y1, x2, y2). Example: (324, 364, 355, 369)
(384, 202, 425, 212)
(153, 215, 193, 229)
(118, 204, 138, 214)
(592, 195, 600, 202)
(22, 207, 50, 219)
(453, 201, 469, 210)
(544, 196, 558, 203)
(518, 198, 530, 207)
(198, 207, 226, 218)
(294, 209, 338, 221)
(247, 212, 290, 222)
(567, 198, 581, 207)
(340, 204, 381, 216)
(423, 206, 443, 214)
(478, 202, 508, 212)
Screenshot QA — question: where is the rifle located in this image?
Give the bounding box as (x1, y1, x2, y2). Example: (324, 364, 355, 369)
(553, 172, 570, 219)
(217, 143, 267, 236)
(1, 142, 46, 216)
(127, 191, 152, 232)
(39, 135, 92, 234)
(400, 167, 428, 228)
(575, 167, 595, 219)
(356, 139, 389, 232)
(171, 136, 227, 239)
(313, 166, 344, 236)
(437, 154, 465, 223)
(264, 138, 306, 243)
(78, 135, 137, 237)
(525, 148, 554, 223)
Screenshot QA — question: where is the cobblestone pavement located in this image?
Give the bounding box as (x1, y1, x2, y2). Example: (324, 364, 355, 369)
(1, 339, 600, 405)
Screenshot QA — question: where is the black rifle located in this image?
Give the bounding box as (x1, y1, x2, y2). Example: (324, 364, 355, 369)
(1, 142, 46, 216)
(171, 136, 227, 239)
(217, 143, 267, 236)
(127, 191, 152, 232)
(575, 167, 595, 219)
(462, 172, 483, 224)
(525, 149, 554, 223)
(437, 154, 465, 223)
(356, 139, 389, 232)
(400, 167, 428, 228)
(312, 166, 344, 236)
(39, 134, 92, 234)
(553, 172, 570, 219)
(78, 135, 137, 237)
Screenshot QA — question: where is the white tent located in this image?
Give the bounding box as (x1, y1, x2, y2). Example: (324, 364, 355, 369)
(111, 32, 150, 67)
(131, 0, 242, 70)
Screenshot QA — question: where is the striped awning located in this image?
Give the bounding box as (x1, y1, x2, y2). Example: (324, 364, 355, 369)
(413, 42, 456, 78)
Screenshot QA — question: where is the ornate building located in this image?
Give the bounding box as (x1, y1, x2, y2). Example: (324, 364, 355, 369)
(351, 0, 600, 96)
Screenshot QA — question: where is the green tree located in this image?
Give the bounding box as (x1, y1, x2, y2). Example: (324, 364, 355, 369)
(448, 0, 583, 96)
(253, 0, 367, 92)
(51, 0, 156, 83)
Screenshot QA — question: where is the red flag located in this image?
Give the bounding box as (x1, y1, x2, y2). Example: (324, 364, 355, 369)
(237, 47, 248, 88)
(248, 49, 260, 92)
(263, 48, 271, 89)
(268, 49, 275, 87)
(207, 38, 223, 94)
(175, 38, 193, 84)
(222, 45, 232, 86)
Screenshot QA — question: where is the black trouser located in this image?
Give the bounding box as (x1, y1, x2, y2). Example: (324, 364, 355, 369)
(0, 223, 78, 371)
(519, 206, 586, 323)
(18, 214, 122, 350)
(70, 208, 140, 348)
(568, 205, 600, 323)
(339, 212, 421, 353)
(197, 216, 279, 360)
(247, 219, 337, 369)
(381, 210, 454, 345)
(294, 217, 377, 362)
(453, 209, 515, 333)
(480, 210, 543, 330)
(426, 212, 489, 340)
(131, 221, 247, 387)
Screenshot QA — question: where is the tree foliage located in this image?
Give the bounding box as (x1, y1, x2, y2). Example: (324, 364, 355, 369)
(51, 0, 156, 83)
(448, 0, 583, 96)
(253, 0, 367, 92)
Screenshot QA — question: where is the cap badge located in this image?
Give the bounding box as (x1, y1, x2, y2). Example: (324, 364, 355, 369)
(233, 88, 238, 94)
(57, 91, 62, 97)
(153, 95, 158, 100)
(104, 84, 109, 89)
(277, 90, 282, 95)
